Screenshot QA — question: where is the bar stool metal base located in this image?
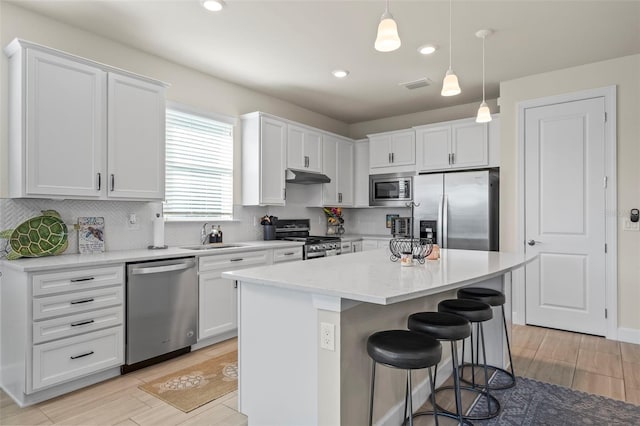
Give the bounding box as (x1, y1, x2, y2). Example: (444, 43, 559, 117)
(459, 362, 516, 390)
(433, 385, 501, 421)
(406, 410, 474, 426)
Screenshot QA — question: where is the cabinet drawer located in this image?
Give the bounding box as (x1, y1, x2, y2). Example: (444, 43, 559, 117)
(33, 266, 124, 296)
(33, 286, 123, 320)
(199, 250, 268, 272)
(33, 306, 123, 344)
(32, 326, 123, 390)
(273, 247, 303, 263)
(340, 242, 352, 252)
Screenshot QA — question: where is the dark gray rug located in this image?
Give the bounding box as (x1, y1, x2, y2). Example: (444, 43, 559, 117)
(469, 375, 640, 425)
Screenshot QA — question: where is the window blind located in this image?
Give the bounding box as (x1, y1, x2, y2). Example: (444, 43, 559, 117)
(164, 108, 233, 220)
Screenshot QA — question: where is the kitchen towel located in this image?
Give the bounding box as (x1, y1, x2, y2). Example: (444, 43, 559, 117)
(153, 214, 165, 248)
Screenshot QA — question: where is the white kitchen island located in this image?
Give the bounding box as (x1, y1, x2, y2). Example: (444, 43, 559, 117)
(223, 248, 535, 426)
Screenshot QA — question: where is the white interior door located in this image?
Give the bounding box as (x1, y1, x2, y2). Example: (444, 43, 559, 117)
(524, 97, 607, 336)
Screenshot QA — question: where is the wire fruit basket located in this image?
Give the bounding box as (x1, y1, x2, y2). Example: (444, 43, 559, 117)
(389, 238, 433, 264)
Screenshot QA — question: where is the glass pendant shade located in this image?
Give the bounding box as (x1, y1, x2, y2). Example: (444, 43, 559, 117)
(476, 101, 492, 123)
(441, 68, 461, 96)
(374, 14, 401, 52)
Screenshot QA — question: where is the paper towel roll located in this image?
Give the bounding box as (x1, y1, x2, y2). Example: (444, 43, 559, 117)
(153, 214, 165, 248)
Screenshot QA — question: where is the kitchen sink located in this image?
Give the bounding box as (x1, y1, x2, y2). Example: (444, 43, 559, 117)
(181, 244, 244, 251)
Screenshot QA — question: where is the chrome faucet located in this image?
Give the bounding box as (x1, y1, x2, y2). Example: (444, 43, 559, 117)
(201, 223, 210, 245)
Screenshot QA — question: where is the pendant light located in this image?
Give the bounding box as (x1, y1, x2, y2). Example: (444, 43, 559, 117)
(374, 0, 401, 52)
(441, 0, 461, 96)
(475, 29, 493, 123)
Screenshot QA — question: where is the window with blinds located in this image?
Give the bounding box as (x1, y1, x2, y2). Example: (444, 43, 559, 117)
(164, 107, 234, 220)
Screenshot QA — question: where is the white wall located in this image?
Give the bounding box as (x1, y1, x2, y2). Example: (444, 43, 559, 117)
(499, 54, 640, 333)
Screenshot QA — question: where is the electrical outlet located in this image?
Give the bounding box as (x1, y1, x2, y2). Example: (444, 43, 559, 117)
(320, 322, 335, 351)
(126, 213, 139, 230)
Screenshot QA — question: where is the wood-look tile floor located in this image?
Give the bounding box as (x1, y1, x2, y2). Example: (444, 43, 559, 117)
(2, 326, 639, 425)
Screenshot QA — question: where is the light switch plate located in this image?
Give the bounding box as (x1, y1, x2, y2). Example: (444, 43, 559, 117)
(623, 219, 640, 231)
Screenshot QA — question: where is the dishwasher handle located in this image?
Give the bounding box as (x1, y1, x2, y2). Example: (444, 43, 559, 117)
(129, 259, 196, 275)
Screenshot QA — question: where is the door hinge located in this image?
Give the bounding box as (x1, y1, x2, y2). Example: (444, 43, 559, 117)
(605, 308, 608, 319)
(603, 176, 608, 188)
(604, 243, 608, 253)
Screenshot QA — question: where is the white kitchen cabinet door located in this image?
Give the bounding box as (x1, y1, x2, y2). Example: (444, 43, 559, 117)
(368, 130, 415, 174)
(351, 241, 363, 252)
(361, 239, 379, 251)
(353, 139, 370, 207)
(337, 139, 354, 206)
(22, 48, 106, 198)
(340, 241, 352, 253)
(450, 121, 488, 169)
(199, 272, 237, 340)
(260, 117, 287, 205)
(107, 73, 165, 200)
(322, 135, 339, 205)
(287, 124, 322, 173)
(416, 125, 451, 171)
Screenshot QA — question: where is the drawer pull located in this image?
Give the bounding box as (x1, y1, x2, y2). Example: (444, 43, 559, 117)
(230, 258, 244, 262)
(70, 277, 95, 283)
(70, 319, 95, 327)
(70, 298, 95, 305)
(70, 351, 94, 360)
(283, 252, 295, 256)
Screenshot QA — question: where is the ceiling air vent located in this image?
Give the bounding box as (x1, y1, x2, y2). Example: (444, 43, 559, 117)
(399, 78, 432, 90)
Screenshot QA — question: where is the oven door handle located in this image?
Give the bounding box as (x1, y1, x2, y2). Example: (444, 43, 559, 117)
(129, 260, 196, 275)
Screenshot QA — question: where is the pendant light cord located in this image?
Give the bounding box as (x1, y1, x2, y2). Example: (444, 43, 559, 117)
(448, 0, 453, 69)
(482, 35, 486, 102)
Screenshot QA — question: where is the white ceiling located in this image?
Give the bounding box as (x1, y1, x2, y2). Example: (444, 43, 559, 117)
(9, 0, 640, 123)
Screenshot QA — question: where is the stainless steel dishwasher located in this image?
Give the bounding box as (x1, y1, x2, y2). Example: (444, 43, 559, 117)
(123, 257, 197, 372)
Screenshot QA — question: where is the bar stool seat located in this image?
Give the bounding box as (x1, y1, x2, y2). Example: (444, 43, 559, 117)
(457, 287, 516, 390)
(367, 330, 442, 426)
(439, 299, 493, 322)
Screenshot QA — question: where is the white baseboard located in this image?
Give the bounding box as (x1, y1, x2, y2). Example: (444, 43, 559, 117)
(376, 355, 454, 426)
(617, 327, 640, 344)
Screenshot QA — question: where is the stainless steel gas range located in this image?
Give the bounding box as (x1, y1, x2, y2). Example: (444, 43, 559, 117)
(274, 219, 341, 260)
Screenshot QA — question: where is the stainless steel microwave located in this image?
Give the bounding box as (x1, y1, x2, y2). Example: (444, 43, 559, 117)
(369, 173, 413, 206)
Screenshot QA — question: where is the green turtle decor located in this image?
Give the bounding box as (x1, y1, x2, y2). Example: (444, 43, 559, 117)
(0, 210, 68, 260)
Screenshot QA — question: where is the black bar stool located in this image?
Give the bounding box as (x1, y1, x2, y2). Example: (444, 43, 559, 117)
(408, 312, 474, 425)
(367, 330, 442, 426)
(457, 287, 516, 390)
(438, 299, 501, 420)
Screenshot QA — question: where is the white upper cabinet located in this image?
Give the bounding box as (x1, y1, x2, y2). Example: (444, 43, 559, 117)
(322, 134, 353, 206)
(107, 73, 165, 199)
(241, 113, 286, 206)
(415, 118, 488, 172)
(368, 129, 415, 174)
(5, 39, 167, 200)
(287, 124, 322, 173)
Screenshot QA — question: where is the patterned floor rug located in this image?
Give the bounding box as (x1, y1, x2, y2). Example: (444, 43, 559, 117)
(469, 374, 640, 425)
(139, 350, 238, 413)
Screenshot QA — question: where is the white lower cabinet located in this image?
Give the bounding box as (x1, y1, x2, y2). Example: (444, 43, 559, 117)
(32, 326, 123, 390)
(273, 246, 303, 263)
(198, 250, 269, 341)
(361, 238, 392, 255)
(351, 241, 363, 253)
(340, 241, 352, 253)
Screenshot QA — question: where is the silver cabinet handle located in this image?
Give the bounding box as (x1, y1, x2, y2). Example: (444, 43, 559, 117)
(391, 152, 395, 163)
(283, 252, 295, 256)
(70, 351, 94, 360)
(70, 298, 94, 305)
(388, 153, 392, 163)
(338, 193, 342, 203)
(230, 258, 244, 262)
(110, 174, 115, 191)
(527, 239, 542, 246)
(71, 319, 95, 327)
(70, 277, 95, 283)
(96, 173, 101, 191)
(451, 152, 455, 164)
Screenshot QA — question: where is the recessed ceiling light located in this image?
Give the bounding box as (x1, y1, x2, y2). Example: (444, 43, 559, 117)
(418, 44, 437, 55)
(332, 70, 350, 78)
(202, 0, 224, 12)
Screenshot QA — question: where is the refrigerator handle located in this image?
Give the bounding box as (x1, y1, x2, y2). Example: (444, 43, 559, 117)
(442, 195, 448, 248)
(437, 194, 444, 247)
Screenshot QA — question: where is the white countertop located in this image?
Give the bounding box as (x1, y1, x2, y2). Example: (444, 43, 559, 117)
(1, 240, 304, 272)
(223, 248, 536, 305)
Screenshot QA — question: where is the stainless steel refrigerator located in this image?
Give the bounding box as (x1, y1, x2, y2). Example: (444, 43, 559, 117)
(413, 169, 499, 251)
